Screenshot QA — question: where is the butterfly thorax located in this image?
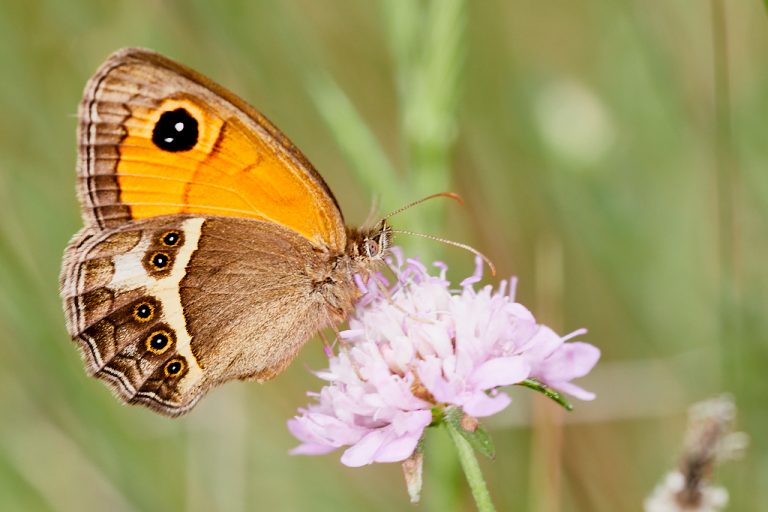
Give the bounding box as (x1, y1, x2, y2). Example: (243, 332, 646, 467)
(312, 219, 391, 321)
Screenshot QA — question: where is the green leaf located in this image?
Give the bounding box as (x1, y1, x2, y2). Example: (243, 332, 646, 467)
(444, 407, 496, 459)
(518, 379, 574, 411)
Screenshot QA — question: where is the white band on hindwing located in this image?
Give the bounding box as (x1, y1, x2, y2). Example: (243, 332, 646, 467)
(107, 217, 205, 396)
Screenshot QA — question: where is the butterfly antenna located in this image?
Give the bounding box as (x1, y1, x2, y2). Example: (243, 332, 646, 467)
(390, 229, 497, 277)
(383, 192, 464, 220)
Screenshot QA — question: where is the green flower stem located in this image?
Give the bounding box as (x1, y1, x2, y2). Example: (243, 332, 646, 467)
(445, 421, 497, 512)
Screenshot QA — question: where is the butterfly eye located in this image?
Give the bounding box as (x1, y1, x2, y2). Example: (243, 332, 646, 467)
(152, 108, 199, 152)
(133, 302, 155, 322)
(146, 330, 174, 355)
(164, 357, 186, 378)
(365, 239, 380, 258)
(160, 231, 181, 247)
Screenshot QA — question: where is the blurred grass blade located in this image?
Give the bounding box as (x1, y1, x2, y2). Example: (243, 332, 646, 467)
(0, 418, 138, 512)
(308, 73, 401, 206)
(380, 0, 420, 102)
(381, 0, 467, 237)
(378, 2, 469, 508)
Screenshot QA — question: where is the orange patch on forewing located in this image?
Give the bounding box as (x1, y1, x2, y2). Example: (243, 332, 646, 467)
(116, 96, 340, 249)
(116, 98, 223, 218)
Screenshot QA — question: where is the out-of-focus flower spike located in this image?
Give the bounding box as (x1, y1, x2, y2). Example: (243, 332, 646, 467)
(644, 395, 748, 512)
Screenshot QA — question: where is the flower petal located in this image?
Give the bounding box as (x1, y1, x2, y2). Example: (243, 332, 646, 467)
(289, 443, 338, 456)
(469, 356, 531, 390)
(341, 429, 390, 467)
(547, 381, 596, 401)
(373, 433, 423, 463)
(536, 342, 601, 382)
(462, 391, 512, 417)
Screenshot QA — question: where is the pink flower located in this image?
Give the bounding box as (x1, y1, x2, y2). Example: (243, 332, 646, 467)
(288, 250, 600, 467)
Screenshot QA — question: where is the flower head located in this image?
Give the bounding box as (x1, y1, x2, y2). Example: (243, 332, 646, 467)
(288, 250, 600, 467)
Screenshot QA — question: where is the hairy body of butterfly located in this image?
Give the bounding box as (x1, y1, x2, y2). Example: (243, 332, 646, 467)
(60, 48, 390, 416)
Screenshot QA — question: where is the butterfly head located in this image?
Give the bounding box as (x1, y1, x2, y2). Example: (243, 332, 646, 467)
(348, 219, 392, 262)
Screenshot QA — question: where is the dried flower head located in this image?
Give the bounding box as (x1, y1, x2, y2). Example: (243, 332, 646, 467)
(288, 250, 600, 467)
(645, 471, 729, 512)
(644, 395, 748, 512)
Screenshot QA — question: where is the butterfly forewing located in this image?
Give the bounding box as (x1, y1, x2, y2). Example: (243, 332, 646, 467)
(77, 48, 346, 251)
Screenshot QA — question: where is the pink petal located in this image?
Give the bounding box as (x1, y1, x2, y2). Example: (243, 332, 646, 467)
(287, 418, 339, 455)
(341, 430, 389, 467)
(549, 381, 596, 401)
(537, 342, 601, 381)
(340, 412, 431, 466)
(520, 325, 563, 360)
(460, 256, 484, 287)
(462, 391, 512, 417)
(416, 358, 458, 404)
(289, 443, 338, 455)
(286, 417, 323, 445)
(469, 356, 531, 390)
(390, 410, 433, 436)
(533, 342, 600, 401)
(373, 433, 423, 463)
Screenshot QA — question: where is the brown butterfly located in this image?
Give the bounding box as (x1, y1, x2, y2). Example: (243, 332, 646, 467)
(60, 48, 392, 416)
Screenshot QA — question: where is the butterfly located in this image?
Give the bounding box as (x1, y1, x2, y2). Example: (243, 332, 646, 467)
(60, 48, 392, 416)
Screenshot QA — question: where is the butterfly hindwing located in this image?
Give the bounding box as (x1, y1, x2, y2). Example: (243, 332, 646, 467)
(61, 215, 359, 416)
(177, 216, 361, 383)
(61, 217, 207, 415)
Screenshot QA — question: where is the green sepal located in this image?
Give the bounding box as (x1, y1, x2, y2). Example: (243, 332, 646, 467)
(429, 406, 444, 427)
(444, 407, 496, 460)
(518, 379, 573, 411)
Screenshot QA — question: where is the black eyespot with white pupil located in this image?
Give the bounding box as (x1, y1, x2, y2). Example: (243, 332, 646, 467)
(145, 329, 173, 355)
(150, 332, 169, 351)
(133, 302, 154, 322)
(152, 108, 198, 152)
(162, 231, 180, 246)
(151, 252, 170, 269)
(165, 358, 185, 377)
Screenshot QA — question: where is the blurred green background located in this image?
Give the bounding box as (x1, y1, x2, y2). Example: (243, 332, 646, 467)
(0, 0, 766, 510)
